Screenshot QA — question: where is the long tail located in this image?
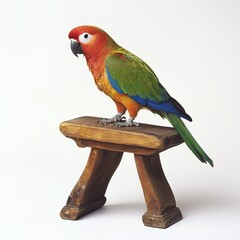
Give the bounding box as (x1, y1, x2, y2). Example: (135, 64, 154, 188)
(165, 113, 214, 167)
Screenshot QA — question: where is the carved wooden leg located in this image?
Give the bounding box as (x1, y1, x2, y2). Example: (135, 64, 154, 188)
(134, 153, 182, 228)
(60, 148, 123, 220)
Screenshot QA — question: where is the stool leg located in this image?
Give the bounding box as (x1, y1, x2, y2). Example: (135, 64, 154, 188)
(60, 148, 123, 220)
(134, 153, 182, 228)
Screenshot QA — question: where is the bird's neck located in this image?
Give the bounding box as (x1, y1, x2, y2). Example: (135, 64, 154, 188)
(85, 42, 119, 80)
(85, 54, 106, 80)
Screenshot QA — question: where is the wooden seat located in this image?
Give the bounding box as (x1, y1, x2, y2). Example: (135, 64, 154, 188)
(59, 116, 183, 228)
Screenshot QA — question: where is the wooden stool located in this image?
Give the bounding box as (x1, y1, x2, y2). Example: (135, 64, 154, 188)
(59, 116, 183, 228)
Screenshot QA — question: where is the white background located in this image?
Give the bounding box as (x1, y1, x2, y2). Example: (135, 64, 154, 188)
(1, 0, 240, 239)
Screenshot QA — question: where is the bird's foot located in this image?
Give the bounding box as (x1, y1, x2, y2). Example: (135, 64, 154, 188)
(114, 118, 140, 127)
(97, 113, 126, 125)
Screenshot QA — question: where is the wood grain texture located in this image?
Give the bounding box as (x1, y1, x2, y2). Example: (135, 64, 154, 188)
(60, 116, 183, 228)
(74, 138, 160, 155)
(60, 148, 122, 220)
(60, 116, 183, 151)
(135, 153, 182, 228)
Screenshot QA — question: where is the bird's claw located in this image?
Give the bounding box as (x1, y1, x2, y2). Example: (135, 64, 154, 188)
(97, 115, 126, 125)
(97, 115, 139, 127)
(115, 121, 140, 127)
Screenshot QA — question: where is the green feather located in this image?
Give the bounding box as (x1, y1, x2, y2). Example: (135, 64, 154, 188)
(106, 50, 170, 102)
(165, 113, 214, 167)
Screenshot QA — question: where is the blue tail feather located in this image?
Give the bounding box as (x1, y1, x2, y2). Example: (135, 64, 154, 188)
(131, 95, 192, 121)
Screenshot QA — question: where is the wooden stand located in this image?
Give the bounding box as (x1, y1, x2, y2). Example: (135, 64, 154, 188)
(59, 116, 183, 228)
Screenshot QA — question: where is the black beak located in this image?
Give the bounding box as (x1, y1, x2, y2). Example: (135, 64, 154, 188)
(70, 40, 83, 57)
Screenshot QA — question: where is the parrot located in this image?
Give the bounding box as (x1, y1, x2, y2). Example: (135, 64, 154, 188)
(68, 25, 213, 167)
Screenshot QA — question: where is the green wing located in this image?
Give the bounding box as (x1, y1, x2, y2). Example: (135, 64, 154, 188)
(105, 50, 192, 121)
(105, 51, 170, 103)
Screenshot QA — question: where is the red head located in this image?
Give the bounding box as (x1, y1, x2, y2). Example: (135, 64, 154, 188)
(68, 25, 118, 59)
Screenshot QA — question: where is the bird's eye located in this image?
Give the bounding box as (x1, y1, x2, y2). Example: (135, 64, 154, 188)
(79, 32, 93, 44)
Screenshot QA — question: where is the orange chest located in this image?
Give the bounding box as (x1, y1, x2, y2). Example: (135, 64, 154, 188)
(94, 70, 122, 101)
